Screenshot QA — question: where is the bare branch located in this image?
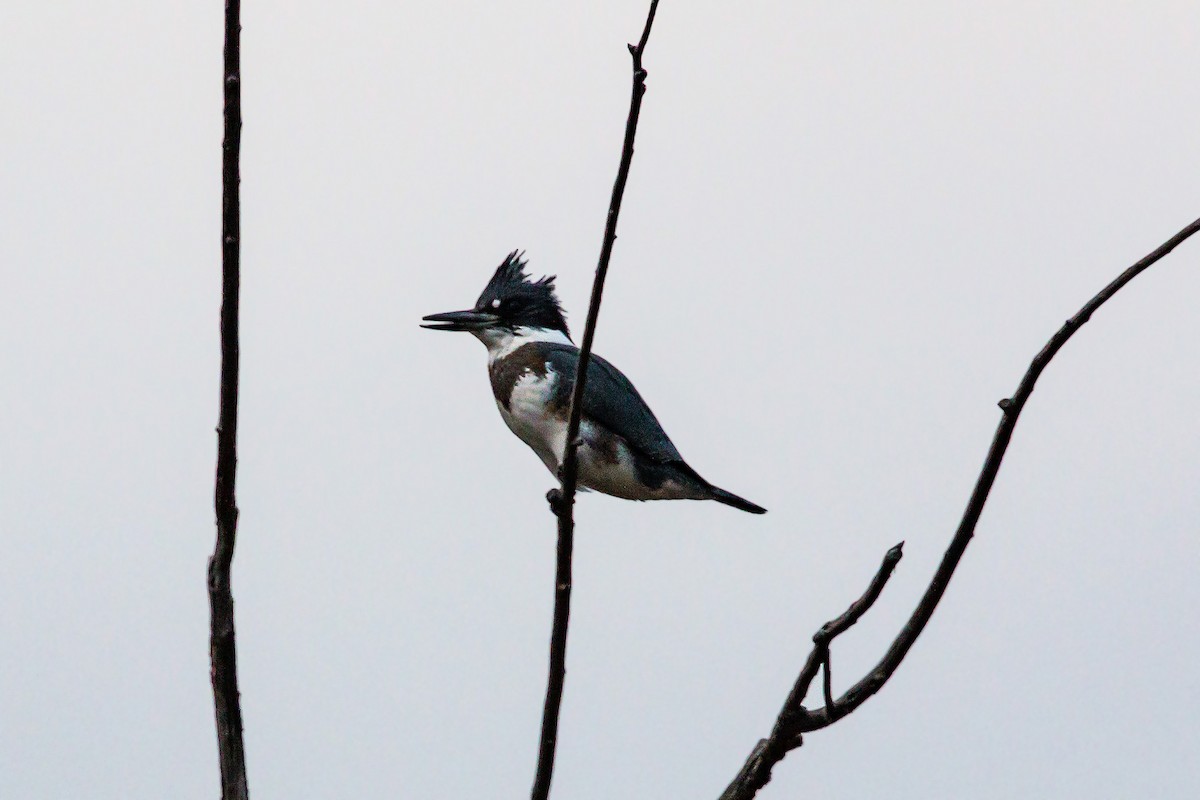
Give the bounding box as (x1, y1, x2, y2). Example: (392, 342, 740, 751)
(530, 3, 660, 800)
(721, 215, 1200, 799)
(719, 544, 903, 800)
(208, 1, 249, 798)
(815, 542, 905, 646)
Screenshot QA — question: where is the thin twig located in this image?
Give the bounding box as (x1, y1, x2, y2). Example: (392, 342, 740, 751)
(819, 652, 834, 717)
(814, 542, 906, 646)
(208, 1, 249, 799)
(530, 3, 660, 800)
(720, 215, 1200, 800)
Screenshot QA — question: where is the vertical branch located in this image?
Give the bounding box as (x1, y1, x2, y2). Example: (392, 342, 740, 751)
(530, 3, 660, 800)
(209, 1, 248, 799)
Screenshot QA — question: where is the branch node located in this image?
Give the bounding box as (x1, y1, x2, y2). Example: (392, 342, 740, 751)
(777, 704, 812, 731)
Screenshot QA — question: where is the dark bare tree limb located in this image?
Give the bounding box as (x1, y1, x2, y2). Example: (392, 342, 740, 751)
(530, 3, 660, 800)
(720, 215, 1200, 800)
(208, 1, 248, 798)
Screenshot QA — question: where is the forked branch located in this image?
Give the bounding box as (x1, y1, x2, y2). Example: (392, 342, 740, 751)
(720, 215, 1200, 800)
(530, 3, 661, 800)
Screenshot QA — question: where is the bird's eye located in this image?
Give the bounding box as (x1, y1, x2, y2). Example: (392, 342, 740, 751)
(491, 298, 502, 309)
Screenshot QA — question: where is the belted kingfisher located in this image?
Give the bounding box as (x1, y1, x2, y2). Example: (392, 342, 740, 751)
(421, 252, 766, 514)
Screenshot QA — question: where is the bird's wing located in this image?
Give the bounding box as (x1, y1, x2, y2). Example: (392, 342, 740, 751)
(540, 343, 683, 464)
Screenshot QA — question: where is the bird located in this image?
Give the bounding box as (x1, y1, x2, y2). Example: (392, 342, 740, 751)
(421, 251, 766, 514)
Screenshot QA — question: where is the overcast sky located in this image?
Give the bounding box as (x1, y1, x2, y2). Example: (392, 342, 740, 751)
(3, 2, 1199, 798)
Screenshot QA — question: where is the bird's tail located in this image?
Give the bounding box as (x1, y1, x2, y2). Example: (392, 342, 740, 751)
(707, 485, 767, 515)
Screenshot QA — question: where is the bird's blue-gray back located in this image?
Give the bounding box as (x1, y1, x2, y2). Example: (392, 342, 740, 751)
(537, 343, 683, 465)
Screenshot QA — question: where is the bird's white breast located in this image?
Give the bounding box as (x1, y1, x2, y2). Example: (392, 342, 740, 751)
(496, 368, 567, 474)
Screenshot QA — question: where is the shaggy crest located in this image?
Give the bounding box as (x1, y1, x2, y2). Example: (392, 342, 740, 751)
(475, 251, 570, 337)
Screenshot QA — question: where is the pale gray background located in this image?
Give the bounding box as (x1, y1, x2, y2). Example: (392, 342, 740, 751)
(2, 2, 1199, 798)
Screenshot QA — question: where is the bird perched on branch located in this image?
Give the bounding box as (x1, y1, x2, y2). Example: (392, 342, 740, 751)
(421, 252, 766, 514)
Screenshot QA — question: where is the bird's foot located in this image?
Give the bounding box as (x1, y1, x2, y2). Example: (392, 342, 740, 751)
(545, 488, 568, 517)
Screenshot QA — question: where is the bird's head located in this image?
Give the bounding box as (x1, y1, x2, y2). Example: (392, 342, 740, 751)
(422, 251, 571, 350)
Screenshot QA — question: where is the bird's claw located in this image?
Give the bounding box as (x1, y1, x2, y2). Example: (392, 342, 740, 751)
(546, 488, 567, 516)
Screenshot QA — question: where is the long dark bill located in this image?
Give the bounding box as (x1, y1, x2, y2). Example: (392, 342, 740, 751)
(420, 310, 499, 332)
